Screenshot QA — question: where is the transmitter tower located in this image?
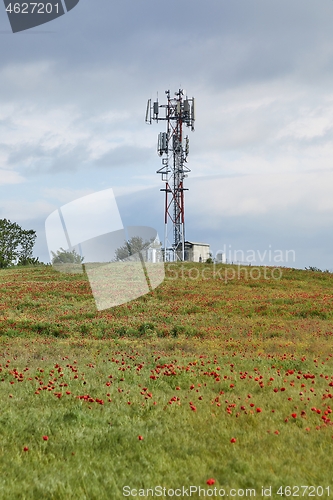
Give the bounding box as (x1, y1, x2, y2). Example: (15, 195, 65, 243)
(146, 89, 195, 261)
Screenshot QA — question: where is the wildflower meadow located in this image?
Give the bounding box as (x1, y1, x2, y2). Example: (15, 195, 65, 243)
(0, 263, 332, 499)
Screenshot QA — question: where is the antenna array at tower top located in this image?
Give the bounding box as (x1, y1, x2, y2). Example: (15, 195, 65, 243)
(146, 89, 195, 131)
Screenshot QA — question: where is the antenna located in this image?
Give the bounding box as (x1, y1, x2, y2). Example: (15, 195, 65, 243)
(145, 99, 151, 124)
(146, 88, 196, 262)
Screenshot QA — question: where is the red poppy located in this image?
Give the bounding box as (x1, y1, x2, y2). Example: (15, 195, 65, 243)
(23, 446, 29, 452)
(206, 478, 215, 485)
(256, 408, 262, 413)
(230, 437, 236, 443)
(138, 435, 143, 440)
(42, 436, 49, 441)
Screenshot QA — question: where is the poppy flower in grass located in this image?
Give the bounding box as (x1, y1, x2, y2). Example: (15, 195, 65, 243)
(138, 435, 143, 441)
(23, 446, 29, 452)
(291, 413, 297, 418)
(256, 408, 262, 413)
(42, 436, 49, 441)
(206, 478, 215, 485)
(230, 437, 236, 443)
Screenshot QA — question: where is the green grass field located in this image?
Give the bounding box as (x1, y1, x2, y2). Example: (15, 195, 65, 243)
(0, 263, 333, 499)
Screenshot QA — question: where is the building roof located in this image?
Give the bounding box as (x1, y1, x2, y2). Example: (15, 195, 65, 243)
(185, 241, 210, 247)
(176, 241, 210, 248)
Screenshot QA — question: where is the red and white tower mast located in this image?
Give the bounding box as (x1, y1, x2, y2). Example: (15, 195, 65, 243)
(146, 89, 195, 261)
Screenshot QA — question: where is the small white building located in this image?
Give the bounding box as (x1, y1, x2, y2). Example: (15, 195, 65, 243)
(215, 251, 226, 264)
(177, 241, 210, 262)
(147, 236, 163, 263)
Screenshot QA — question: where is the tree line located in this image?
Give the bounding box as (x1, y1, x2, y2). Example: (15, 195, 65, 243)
(0, 218, 159, 269)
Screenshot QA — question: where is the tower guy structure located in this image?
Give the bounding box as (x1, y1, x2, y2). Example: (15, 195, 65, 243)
(146, 89, 195, 261)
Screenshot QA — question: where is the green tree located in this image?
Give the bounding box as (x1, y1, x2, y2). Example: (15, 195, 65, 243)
(114, 236, 154, 261)
(0, 219, 38, 268)
(51, 248, 84, 265)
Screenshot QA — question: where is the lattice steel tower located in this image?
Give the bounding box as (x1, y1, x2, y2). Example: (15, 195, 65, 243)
(146, 89, 195, 261)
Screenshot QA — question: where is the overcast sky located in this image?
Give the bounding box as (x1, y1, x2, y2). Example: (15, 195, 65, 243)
(1, 0, 333, 269)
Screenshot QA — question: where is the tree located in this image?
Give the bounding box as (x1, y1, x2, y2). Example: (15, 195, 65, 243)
(114, 236, 154, 261)
(0, 219, 38, 268)
(51, 248, 84, 265)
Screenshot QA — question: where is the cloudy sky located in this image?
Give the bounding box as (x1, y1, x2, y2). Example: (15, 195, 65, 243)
(1, 0, 333, 269)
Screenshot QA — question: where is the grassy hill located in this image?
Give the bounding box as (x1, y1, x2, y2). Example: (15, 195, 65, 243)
(0, 263, 332, 499)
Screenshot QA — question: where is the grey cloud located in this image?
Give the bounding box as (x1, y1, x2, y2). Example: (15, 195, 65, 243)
(1, 0, 333, 90)
(95, 146, 154, 168)
(1, 0, 333, 131)
(7, 142, 90, 174)
(6, 140, 154, 175)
